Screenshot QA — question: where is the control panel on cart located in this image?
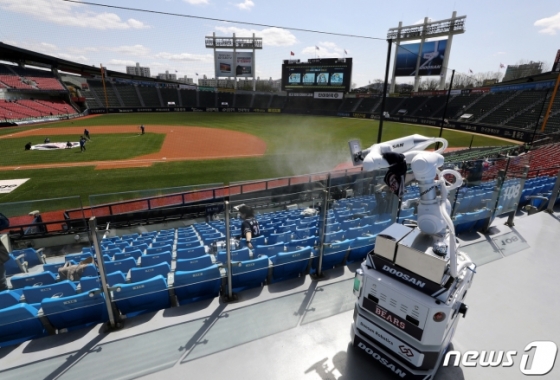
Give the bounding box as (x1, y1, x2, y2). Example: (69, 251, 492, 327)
(347, 135, 477, 379)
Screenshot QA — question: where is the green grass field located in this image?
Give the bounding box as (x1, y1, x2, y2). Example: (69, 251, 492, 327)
(0, 113, 514, 207)
(0, 133, 165, 166)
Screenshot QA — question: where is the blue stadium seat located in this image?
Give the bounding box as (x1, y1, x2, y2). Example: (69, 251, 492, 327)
(103, 247, 122, 257)
(176, 246, 206, 260)
(152, 240, 174, 248)
(11, 271, 57, 289)
(347, 235, 376, 263)
(23, 280, 77, 306)
(270, 247, 312, 282)
(65, 252, 94, 263)
(82, 247, 93, 254)
(130, 242, 149, 252)
(340, 219, 359, 230)
(146, 245, 172, 255)
(176, 241, 203, 250)
(173, 265, 223, 304)
(238, 235, 265, 248)
(294, 226, 317, 239)
(313, 239, 354, 271)
(106, 271, 127, 286)
(80, 276, 102, 292)
(114, 249, 143, 261)
(176, 255, 214, 272)
(345, 225, 372, 240)
(12, 248, 45, 268)
(254, 243, 284, 258)
(42, 291, 108, 331)
(287, 236, 317, 250)
(80, 264, 99, 278)
(324, 230, 344, 243)
(122, 233, 139, 240)
(141, 252, 172, 267)
(0, 304, 46, 347)
(103, 257, 137, 275)
(217, 247, 252, 263)
(130, 262, 171, 283)
(0, 290, 23, 310)
(370, 219, 392, 236)
(267, 232, 290, 245)
(42, 261, 67, 274)
(113, 275, 170, 317)
(277, 224, 297, 234)
(231, 256, 269, 291)
(3, 253, 27, 276)
(359, 215, 377, 227)
(114, 241, 130, 250)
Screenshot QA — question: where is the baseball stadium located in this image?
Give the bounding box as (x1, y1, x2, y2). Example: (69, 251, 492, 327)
(1, 2, 560, 379)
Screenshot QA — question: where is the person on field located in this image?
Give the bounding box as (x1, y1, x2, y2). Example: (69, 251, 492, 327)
(84, 129, 90, 140)
(140, 125, 145, 135)
(66, 141, 72, 149)
(44, 137, 50, 143)
(79, 136, 86, 152)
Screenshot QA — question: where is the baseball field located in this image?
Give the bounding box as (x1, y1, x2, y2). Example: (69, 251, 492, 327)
(0, 113, 513, 207)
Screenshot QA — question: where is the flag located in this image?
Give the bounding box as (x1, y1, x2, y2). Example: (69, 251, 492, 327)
(469, 69, 473, 74)
(344, 49, 347, 55)
(500, 63, 505, 69)
(195, 73, 199, 76)
(175, 70, 178, 73)
(315, 46, 319, 50)
(290, 51, 294, 56)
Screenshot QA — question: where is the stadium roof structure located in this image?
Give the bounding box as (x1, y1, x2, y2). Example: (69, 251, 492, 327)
(0, 42, 182, 85)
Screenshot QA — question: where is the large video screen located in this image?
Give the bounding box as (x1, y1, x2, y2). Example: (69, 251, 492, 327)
(282, 58, 352, 91)
(395, 40, 447, 77)
(214, 51, 254, 78)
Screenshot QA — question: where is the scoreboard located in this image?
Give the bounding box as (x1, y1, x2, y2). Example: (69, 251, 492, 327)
(281, 58, 352, 91)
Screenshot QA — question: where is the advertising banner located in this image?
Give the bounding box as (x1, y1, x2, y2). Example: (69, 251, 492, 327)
(214, 51, 254, 78)
(313, 92, 344, 99)
(0, 179, 30, 194)
(395, 39, 447, 77)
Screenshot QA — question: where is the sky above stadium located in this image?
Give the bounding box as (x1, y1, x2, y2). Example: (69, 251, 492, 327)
(0, 0, 558, 87)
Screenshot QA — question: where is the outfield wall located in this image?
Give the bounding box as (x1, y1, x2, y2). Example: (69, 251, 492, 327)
(87, 106, 535, 142)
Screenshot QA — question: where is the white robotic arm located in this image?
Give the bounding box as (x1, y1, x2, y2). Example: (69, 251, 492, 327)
(352, 134, 467, 278)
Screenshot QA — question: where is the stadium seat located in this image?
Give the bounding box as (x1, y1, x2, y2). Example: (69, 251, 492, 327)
(152, 240, 174, 248)
(267, 232, 290, 245)
(324, 230, 344, 243)
(3, 253, 27, 276)
(238, 235, 265, 248)
(270, 247, 312, 282)
(230, 256, 269, 291)
(42, 291, 108, 331)
(0, 290, 23, 310)
(12, 248, 45, 268)
(347, 235, 376, 263)
(217, 247, 252, 263)
(10, 271, 57, 289)
(80, 276, 102, 292)
(22, 280, 77, 306)
(130, 262, 171, 283)
(0, 304, 46, 347)
(345, 225, 372, 240)
(176, 255, 214, 272)
(141, 252, 172, 267)
(65, 252, 94, 263)
(176, 241, 203, 250)
(173, 265, 223, 304)
(129, 242, 149, 252)
(42, 261, 67, 274)
(103, 257, 137, 275)
(114, 249, 143, 261)
(176, 246, 206, 260)
(287, 236, 317, 250)
(146, 245, 172, 255)
(312, 239, 354, 271)
(253, 243, 284, 258)
(112, 275, 170, 317)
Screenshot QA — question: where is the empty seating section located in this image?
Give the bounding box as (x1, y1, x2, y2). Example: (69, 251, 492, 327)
(199, 91, 216, 107)
(436, 93, 482, 119)
(160, 88, 180, 106)
(252, 94, 271, 108)
(354, 98, 379, 113)
(412, 96, 445, 117)
(114, 83, 142, 107)
(87, 80, 122, 107)
(137, 86, 162, 107)
(463, 92, 512, 121)
(392, 97, 428, 115)
(217, 92, 234, 107)
(269, 95, 287, 108)
(3, 172, 559, 346)
(235, 93, 253, 107)
(339, 98, 360, 112)
(27, 77, 65, 90)
(180, 89, 197, 106)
